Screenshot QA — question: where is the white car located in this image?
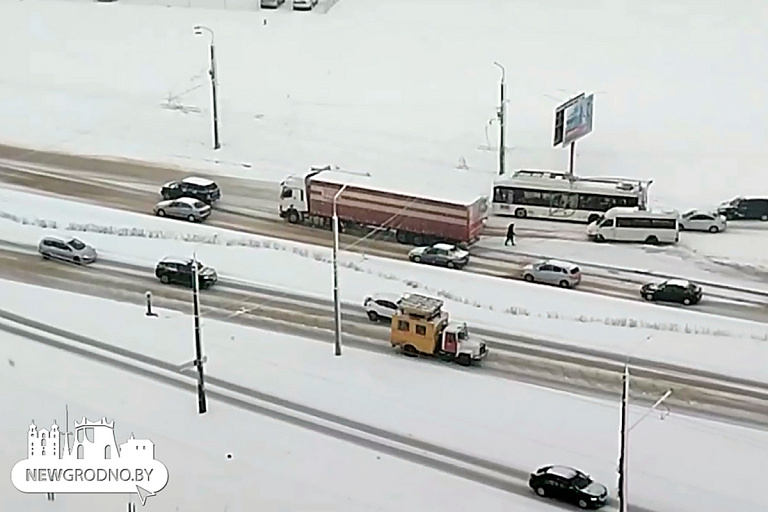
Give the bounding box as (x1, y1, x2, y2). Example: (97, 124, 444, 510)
(521, 259, 581, 288)
(679, 210, 727, 233)
(292, 0, 317, 10)
(363, 293, 401, 322)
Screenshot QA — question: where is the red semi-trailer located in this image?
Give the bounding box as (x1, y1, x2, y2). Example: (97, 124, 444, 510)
(278, 166, 489, 246)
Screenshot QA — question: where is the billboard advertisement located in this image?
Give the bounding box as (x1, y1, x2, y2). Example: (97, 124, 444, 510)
(562, 94, 594, 146)
(552, 93, 584, 147)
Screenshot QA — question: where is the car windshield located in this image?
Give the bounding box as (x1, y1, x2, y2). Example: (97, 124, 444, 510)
(572, 474, 592, 489)
(67, 239, 85, 250)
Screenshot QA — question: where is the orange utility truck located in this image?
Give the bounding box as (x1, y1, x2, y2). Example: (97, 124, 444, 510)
(389, 293, 488, 367)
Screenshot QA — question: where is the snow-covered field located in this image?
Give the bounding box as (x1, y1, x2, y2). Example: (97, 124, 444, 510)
(1, 278, 768, 512)
(2, 186, 768, 382)
(1, 0, 767, 211)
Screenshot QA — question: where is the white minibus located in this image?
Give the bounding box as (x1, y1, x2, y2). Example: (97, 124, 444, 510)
(586, 207, 679, 244)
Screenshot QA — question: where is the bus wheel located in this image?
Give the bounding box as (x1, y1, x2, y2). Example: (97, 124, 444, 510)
(514, 208, 527, 218)
(645, 235, 659, 245)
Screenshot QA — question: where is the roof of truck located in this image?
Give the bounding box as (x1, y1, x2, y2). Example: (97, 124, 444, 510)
(307, 166, 490, 206)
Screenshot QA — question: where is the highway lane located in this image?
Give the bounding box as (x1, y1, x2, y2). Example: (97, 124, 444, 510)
(2, 158, 768, 324)
(1, 245, 768, 429)
(0, 320, 593, 511)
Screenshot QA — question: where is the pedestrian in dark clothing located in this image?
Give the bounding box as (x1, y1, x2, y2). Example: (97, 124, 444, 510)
(505, 223, 515, 246)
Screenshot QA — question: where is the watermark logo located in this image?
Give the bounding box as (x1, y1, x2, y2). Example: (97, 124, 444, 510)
(11, 416, 168, 505)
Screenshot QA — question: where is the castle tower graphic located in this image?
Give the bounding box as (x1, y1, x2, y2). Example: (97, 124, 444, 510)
(28, 421, 60, 459)
(25, 414, 153, 461)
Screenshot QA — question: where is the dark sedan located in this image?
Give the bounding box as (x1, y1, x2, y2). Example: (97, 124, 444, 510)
(529, 465, 608, 509)
(641, 279, 702, 306)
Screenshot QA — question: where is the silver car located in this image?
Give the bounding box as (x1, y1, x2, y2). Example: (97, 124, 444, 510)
(679, 209, 727, 233)
(153, 197, 211, 222)
(522, 259, 581, 288)
(38, 236, 97, 265)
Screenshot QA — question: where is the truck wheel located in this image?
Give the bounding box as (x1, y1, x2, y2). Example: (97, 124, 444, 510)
(402, 345, 418, 357)
(396, 230, 412, 244)
(456, 353, 471, 367)
(514, 208, 527, 218)
(287, 210, 300, 224)
(412, 234, 425, 246)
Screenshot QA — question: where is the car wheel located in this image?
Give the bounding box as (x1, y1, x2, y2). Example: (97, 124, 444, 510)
(41, 252, 50, 260)
(595, 234, 605, 242)
(187, 214, 196, 222)
(156, 209, 166, 217)
(645, 293, 654, 301)
(578, 499, 588, 509)
(708, 225, 719, 233)
(683, 297, 692, 305)
(447, 261, 455, 268)
(73, 256, 81, 265)
(536, 487, 546, 497)
(559, 280, 570, 288)
(514, 208, 527, 218)
(160, 275, 170, 284)
(413, 256, 421, 263)
(761, 214, 768, 221)
(367, 310, 379, 322)
(523, 274, 534, 282)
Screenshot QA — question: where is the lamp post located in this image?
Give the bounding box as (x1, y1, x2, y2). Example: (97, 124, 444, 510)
(193, 25, 220, 150)
(493, 62, 506, 176)
(332, 184, 348, 357)
(192, 251, 208, 414)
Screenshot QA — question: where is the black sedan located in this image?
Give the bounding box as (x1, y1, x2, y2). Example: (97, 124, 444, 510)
(641, 279, 702, 306)
(529, 465, 608, 509)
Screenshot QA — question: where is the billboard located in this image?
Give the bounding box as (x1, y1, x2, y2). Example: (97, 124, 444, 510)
(552, 93, 584, 147)
(562, 93, 594, 146)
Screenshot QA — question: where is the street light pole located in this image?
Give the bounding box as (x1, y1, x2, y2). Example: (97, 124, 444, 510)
(332, 184, 348, 357)
(494, 62, 506, 176)
(192, 251, 208, 414)
(194, 25, 220, 150)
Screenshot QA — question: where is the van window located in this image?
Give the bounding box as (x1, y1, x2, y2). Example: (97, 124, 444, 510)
(599, 218, 614, 227)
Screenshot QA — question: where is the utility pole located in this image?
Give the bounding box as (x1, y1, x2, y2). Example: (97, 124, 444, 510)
(494, 62, 506, 176)
(194, 25, 220, 150)
(192, 253, 208, 414)
(618, 363, 629, 512)
(568, 141, 576, 177)
(332, 184, 348, 357)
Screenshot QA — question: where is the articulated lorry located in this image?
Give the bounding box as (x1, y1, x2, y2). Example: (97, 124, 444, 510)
(278, 166, 489, 246)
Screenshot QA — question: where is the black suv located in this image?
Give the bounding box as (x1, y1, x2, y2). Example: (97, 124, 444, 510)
(641, 279, 702, 305)
(529, 465, 608, 509)
(717, 197, 768, 221)
(161, 177, 221, 204)
(155, 257, 218, 289)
